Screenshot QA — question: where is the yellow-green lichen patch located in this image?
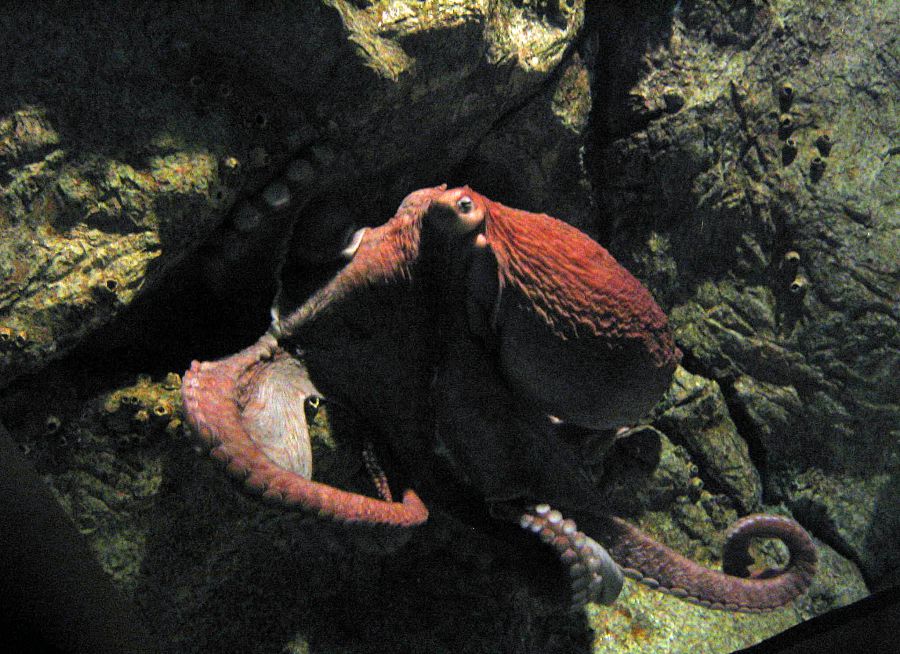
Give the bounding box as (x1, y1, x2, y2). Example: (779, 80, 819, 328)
(0, 106, 60, 161)
(487, 0, 584, 73)
(374, 0, 486, 39)
(0, 107, 223, 387)
(148, 150, 218, 196)
(552, 54, 592, 133)
(329, 0, 415, 82)
(589, 578, 799, 654)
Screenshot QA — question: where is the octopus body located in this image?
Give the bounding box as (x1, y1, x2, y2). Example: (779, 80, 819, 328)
(182, 185, 817, 612)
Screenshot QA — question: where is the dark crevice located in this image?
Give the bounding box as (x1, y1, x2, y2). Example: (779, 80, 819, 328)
(584, 0, 679, 245)
(669, 344, 774, 500)
(447, 44, 588, 199)
(720, 391, 770, 497)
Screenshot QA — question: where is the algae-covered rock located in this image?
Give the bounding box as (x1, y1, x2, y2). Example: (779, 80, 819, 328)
(13, 368, 868, 654)
(0, 0, 586, 388)
(591, 0, 899, 591)
(655, 366, 762, 513)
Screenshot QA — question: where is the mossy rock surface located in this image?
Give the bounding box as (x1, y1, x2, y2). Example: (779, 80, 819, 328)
(591, 0, 898, 592)
(0, 0, 588, 387)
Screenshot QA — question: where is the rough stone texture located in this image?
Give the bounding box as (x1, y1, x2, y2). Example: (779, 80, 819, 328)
(655, 366, 763, 513)
(0, 0, 890, 653)
(0, 0, 585, 387)
(590, 0, 899, 592)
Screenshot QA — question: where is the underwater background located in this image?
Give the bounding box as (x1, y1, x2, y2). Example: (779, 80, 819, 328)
(0, 1, 896, 652)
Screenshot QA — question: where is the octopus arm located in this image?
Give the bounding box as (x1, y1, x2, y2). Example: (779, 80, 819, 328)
(181, 335, 427, 528)
(591, 513, 818, 612)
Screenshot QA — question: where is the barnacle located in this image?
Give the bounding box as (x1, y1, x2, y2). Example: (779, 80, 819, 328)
(778, 83, 794, 110)
(781, 138, 798, 165)
(209, 186, 231, 208)
(162, 372, 182, 391)
(815, 133, 833, 156)
(790, 275, 809, 294)
(783, 251, 801, 268)
(152, 401, 172, 420)
(44, 415, 62, 436)
(778, 114, 794, 139)
(809, 156, 826, 182)
(14, 330, 28, 348)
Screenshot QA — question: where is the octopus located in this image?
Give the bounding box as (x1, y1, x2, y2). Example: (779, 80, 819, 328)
(182, 185, 817, 612)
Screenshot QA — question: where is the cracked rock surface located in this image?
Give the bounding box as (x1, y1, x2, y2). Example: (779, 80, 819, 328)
(590, 0, 898, 593)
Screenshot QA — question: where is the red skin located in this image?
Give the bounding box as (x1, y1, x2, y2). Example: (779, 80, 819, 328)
(445, 187, 680, 428)
(182, 185, 816, 612)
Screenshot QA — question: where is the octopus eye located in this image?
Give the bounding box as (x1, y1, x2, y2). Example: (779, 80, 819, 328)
(456, 196, 474, 214)
(304, 395, 323, 420)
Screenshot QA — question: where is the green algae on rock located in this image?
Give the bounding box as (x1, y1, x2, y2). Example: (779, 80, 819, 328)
(655, 366, 762, 514)
(0, 0, 588, 391)
(591, 0, 899, 597)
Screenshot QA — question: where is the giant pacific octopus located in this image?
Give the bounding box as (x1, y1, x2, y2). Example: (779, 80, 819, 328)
(182, 185, 817, 612)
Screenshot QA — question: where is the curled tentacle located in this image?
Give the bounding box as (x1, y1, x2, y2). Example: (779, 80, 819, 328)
(593, 513, 817, 612)
(181, 335, 428, 528)
(362, 441, 393, 503)
(519, 504, 624, 611)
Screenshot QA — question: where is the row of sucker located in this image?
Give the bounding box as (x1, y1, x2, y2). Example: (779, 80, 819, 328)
(519, 504, 624, 612)
(362, 441, 394, 503)
(199, 147, 366, 329)
(181, 337, 428, 527)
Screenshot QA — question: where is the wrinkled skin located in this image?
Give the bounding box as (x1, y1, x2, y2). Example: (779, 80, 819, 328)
(183, 186, 817, 612)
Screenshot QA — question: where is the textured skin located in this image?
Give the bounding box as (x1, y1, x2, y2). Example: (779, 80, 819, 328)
(595, 514, 819, 612)
(183, 335, 427, 527)
(182, 185, 817, 611)
(448, 187, 679, 428)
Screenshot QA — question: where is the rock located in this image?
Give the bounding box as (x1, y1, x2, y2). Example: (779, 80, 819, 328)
(655, 367, 762, 513)
(0, 0, 886, 652)
(0, 0, 585, 388)
(590, 0, 898, 591)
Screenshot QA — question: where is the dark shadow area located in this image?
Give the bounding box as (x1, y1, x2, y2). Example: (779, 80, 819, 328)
(585, 0, 679, 244)
(0, 421, 157, 654)
(0, 3, 359, 161)
(135, 440, 594, 653)
(735, 585, 899, 654)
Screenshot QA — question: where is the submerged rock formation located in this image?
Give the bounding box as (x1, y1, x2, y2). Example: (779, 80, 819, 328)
(0, 1, 891, 652)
